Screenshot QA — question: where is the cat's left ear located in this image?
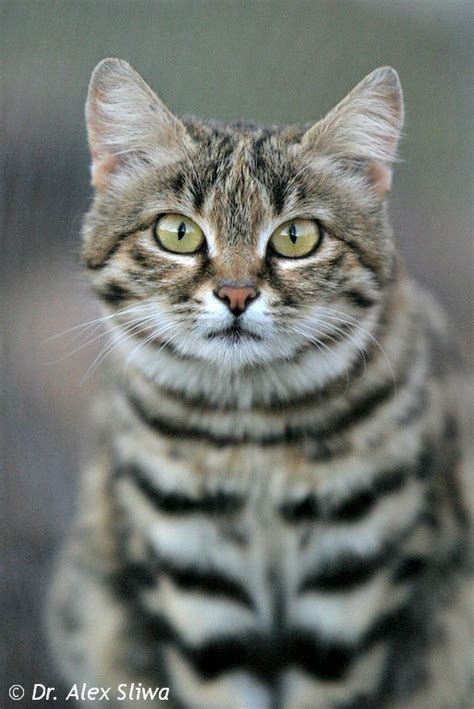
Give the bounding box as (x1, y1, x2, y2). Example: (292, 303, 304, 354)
(86, 58, 191, 190)
(301, 67, 404, 195)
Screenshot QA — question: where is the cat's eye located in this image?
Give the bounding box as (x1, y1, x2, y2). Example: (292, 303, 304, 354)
(154, 214, 205, 254)
(269, 219, 322, 259)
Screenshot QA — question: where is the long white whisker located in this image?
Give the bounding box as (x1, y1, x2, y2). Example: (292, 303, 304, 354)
(124, 325, 186, 379)
(46, 322, 125, 364)
(80, 314, 168, 384)
(311, 307, 397, 391)
(82, 307, 191, 384)
(314, 318, 369, 379)
(45, 309, 162, 365)
(46, 302, 156, 342)
(123, 321, 178, 374)
(291, 324, 350, 384)
(81, 324, 140, 385)
(155, 329, 186, 356)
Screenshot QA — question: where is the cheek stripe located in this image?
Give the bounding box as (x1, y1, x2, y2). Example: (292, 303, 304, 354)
(342, 290, 377, 309)
(97, 281, 132, 304)
(84, 224, 150, 270)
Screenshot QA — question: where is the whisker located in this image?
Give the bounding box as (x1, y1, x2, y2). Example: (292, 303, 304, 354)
(46, 302, 155, 342)
(124, 325, 186, 378)
(45, 322, 124, 364)
(80, 313, 173, 384)
(315, 318, 369, 379)
(290, 324, 350, 385)
(312, 307, 397, 392)
(123, 321, 178, 374)
(81, 322, 142, 385)
(45, 309, 161, 365)
(81, 310, 190, 385)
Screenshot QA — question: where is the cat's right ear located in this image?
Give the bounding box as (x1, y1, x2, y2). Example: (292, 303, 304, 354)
(86, 58, 190, 191)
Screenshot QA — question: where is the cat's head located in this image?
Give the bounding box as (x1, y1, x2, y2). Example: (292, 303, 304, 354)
(82, 59, 403, 378)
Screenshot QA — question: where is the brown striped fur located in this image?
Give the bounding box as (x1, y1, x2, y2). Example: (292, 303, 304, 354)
(49, 59, 473, 708)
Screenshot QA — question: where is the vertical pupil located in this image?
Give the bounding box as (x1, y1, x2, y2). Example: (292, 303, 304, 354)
(289, 223, 297, 243)
(177, 222, 186, 240)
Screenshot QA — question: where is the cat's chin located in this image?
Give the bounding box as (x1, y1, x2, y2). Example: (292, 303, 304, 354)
(115, 327, 295, 372)
(204, 324, 263, 344)
(178, 335, 285, 371)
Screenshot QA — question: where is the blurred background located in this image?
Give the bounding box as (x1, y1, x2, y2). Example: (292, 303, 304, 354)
(2, 0, 473, 704)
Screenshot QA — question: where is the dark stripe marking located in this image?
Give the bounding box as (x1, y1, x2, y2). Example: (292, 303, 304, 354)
(113, 538, 253, 610)
(159, 604, 409, 683)
(113, 562, 156, 600)
(337, 439, 434, 518)
(281, 494, 321, 521)
(181, 632, 353, 682)
(115, 462, 244, 514)
(299, 548, 393, 592)
(392, 556, 430, 583)
(140, 334, 380, 414)
(84, 223, 149, 270)
(125, 375, 397, 448)
(113, 544, 412, 685)
(281, 464, 409, 524)
(343, 289, 377, 309)
(158, 560, 254, 610)
(331, 234, 383, 285)
(299, 512, 426, 592)
(334, 694, 378, 709)
(97, 281, 131, 304)
(170, 171, 185, 196)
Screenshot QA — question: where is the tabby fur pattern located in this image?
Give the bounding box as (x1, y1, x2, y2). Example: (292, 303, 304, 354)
(49, 59, 473, 708)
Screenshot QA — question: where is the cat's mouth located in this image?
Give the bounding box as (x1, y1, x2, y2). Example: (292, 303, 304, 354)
(205, 322, 263, 343)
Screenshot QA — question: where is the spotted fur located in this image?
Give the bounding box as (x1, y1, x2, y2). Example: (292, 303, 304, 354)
(49, 59, 473, 708)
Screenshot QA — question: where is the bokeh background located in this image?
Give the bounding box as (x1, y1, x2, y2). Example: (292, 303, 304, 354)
(2, 0, 473, 704)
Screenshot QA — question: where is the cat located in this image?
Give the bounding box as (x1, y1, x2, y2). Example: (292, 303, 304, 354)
(49, 58, 473, 708)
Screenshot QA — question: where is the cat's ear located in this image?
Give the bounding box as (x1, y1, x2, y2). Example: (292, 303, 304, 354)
(86, 58, 190, 190)
(301, 67, 403, 195)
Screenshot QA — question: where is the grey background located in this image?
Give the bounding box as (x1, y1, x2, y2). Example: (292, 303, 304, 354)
(2, 0, 473, 704)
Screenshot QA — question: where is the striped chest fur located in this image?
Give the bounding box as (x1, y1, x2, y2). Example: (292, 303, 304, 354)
(93, 282, 466, 708)
(48, 58, 472, 709)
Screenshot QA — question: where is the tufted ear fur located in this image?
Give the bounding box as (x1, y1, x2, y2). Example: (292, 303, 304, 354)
(86, 58, 190, 190)
(301, 67, 404, 195)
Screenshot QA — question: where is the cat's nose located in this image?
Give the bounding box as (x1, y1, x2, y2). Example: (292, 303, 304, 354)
(215, 284, 259, 316)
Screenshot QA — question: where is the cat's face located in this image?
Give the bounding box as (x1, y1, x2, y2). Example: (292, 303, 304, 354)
(83, 60, 403, 376)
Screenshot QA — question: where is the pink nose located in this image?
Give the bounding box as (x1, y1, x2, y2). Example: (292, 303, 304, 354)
(216, 285, 258, 315)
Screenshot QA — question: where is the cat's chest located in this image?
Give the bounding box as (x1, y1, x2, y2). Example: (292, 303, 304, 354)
(113, 429, 316, 575)
(112, 420, 327, 530)
(112, 411, 424, 566)
(112, 419, 428, 654)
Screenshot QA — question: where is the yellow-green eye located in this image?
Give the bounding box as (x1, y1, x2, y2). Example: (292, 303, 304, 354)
(269, 219, 322, 258)
(154, 214, 205, 254)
